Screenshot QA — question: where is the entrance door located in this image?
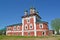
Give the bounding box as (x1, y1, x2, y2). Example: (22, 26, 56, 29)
(42, 31, 46, 36)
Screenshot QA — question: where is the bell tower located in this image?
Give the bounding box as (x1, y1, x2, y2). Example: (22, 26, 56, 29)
(30, 7, 36, 14)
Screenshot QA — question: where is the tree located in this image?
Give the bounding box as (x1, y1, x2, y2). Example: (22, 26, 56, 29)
(51, 18, 60, 34)
(0, 27, 6, 35)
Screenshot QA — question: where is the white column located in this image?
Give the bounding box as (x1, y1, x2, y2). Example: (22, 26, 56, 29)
(34, 16, 36, 36)
(22, 18, 24, 36)
(6, 31, 7, 35)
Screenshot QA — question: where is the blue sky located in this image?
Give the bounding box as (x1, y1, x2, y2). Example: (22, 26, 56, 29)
(0, 0, 60, 30)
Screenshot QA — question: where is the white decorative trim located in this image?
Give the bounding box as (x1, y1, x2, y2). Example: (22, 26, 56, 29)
(24, 30, 34, 32)
(24, 16, 34, 24)
(36, 30, 48, 31)
(6, 30, 47, 33)
(24, 30, 47, 32)
(13, 26, 16, 31)
(22, 18, 24, 36)
(6, 31, 22, 33)
(34, 16, 36, 36)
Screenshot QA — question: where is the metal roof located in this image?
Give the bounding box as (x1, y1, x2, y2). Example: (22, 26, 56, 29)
(36, 19, 48, 24)
(7, 23, 22, 27)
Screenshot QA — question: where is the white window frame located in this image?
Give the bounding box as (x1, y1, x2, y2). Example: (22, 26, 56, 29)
(29, 24, 33, 29)
(7, 27, 11, 31)
(14, 26, 16, 31)
(39, 24, 43, 28)
(25, 24, 28, 30)
(17, 25, 20, 31)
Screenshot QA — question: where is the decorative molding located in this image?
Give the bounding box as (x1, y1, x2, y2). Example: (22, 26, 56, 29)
(13, 26, 16, 31)
(22, 18, 24, 36)
(34, 16, 36, 36)
(6, 30, 47, 33)
(6, 31, 22, 33)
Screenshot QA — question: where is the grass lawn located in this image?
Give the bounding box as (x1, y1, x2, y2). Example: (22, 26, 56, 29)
(0, 35, 60, 40)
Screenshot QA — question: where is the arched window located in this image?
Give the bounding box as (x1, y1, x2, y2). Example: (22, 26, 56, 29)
(42, 31, 46, 36)
(29, 24, 33, 29)
(25, 24, 28, 30)
(40, 24, 43, 28)
(27, 18, 30, 23)
(17, 26, 20, 30)
(14, 26, 16, 31)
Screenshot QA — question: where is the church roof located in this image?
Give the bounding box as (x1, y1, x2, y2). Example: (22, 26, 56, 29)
(36, 19, 48, 24)
(7, 23, 22, 27)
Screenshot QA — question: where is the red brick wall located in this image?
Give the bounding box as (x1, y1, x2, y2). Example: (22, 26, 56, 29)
(36, 23, 39, 30)
(24, 32, 28, 36)
(7, 25, 22, 31)
(19, 25, 22, 31)
(36, 31, 42, 36)
(6, 16, 49, 36)
(46, 31, 49, 36)
(30, 32, 34, 36)
(36, 23, 49, 36)
(29, 17, 34, 30)
(36, 31, 49, 36)
(24, 17, 34, 30)
(7, 25, 22, 36)
(43, 23, 48, 30)
(36, 23, 48, 30)
(24, 32, 34, 36)
(7, 32, 22, 36)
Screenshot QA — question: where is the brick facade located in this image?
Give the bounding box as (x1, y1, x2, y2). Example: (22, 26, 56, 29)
(6, 8, 49, 36)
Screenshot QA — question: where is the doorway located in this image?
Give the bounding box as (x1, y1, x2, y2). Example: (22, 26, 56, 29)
(42, 31, 46, 36)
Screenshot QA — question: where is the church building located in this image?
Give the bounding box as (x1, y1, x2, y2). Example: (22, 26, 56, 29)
(6, 8, 49, 36)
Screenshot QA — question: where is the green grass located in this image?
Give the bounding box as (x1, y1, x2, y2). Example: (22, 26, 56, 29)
(0, 35, 60, 40)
